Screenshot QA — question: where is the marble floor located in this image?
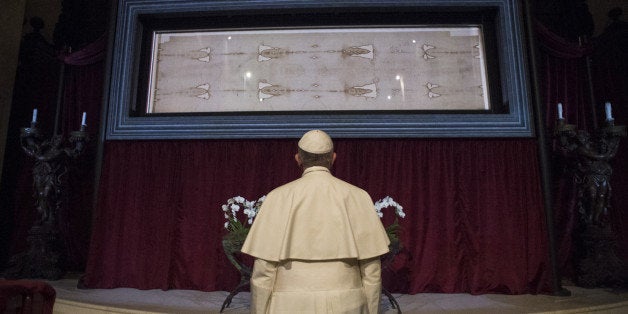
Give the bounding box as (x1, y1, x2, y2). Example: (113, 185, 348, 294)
(49, 278, 628, 314)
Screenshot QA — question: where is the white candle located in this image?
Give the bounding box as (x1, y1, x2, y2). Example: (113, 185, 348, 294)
(557, 103, 564, 120)
(32, 109, 38, 123)
(81, 112, 87, 126)
(605, 102, 613, 121)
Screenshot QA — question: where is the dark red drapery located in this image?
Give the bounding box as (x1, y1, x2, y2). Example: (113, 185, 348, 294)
(80, 138, 551, 294)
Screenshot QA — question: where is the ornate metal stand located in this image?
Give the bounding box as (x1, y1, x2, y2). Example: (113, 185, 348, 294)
(220, 236, 252, 313)
(2, 122, 88, 280)
(555, 118, 626, 288)
(219, 235, 401, 313)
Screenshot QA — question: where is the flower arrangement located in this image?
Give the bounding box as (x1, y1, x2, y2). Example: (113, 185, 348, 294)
(221, 195, 404, 245)
(221, 195, 265, 243)
(374, 196, 405, 246)
(374, 196, 406, 219)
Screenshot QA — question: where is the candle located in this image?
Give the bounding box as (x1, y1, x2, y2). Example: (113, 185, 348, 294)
(605, 102, 613, 121)
(32, 109, 38, 123)
(557, 103, 564, 120)
(81, 112, 87, 126)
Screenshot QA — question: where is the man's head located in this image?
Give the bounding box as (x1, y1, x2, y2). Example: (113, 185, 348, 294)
(295, 130, 336, 169)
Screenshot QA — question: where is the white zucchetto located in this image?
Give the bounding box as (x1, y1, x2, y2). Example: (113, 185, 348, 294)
(298, 130, 333, 154)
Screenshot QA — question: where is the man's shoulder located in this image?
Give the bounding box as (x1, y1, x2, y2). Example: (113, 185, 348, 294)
(264, 177, 301, 197)
(329, 175, 369, 193)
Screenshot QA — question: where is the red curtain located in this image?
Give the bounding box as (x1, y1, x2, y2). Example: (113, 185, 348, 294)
(80, 138, 551, 294)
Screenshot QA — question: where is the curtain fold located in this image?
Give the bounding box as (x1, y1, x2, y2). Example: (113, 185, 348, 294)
(58, 34, 107, 66)
(534, 22, 592, 60)
(535, 21, 593, 130)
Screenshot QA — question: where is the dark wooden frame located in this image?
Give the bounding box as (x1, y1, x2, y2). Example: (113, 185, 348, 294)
(105, 0, 533, 139)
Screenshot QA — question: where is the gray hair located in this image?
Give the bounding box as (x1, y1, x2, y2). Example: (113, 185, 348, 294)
(298, 148, 334, 169)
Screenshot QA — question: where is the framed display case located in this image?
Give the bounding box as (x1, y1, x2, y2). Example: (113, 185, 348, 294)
(105, 0, 533, 139)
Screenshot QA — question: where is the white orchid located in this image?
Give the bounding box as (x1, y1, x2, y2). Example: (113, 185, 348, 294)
(233, 196, 245, 203)
(374, 196, 406, 219)
(222, 195, 265, 230)
(222, 195, 404, 232)
(373, 196, 406, 247)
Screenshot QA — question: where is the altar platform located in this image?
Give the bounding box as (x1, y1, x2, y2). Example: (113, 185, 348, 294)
(48, 277, 628, 314)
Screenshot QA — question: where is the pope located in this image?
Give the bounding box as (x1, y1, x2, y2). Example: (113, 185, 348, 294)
(241, 129, 390, 313)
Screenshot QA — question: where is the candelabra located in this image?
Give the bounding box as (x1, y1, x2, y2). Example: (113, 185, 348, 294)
(2, 121, 88, 280)
(555, 117, 626, 288)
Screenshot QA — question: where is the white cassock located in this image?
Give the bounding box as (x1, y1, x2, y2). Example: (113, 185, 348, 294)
(241, 166, 390, 314)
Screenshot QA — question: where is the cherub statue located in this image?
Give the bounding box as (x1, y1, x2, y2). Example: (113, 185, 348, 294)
(570, 130, 621, 225)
